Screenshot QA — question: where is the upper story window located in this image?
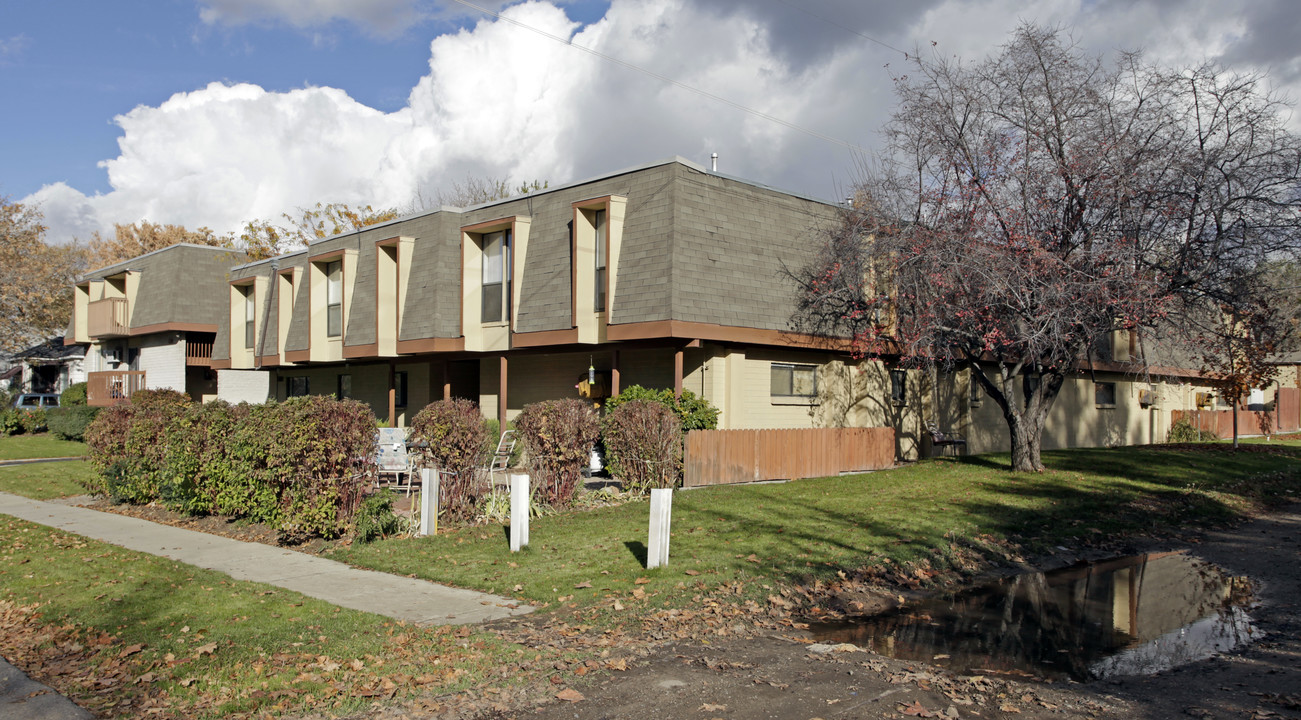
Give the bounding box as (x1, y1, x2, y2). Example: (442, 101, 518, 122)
(481, 229, 511, 324)
(594, 209, 607, 313)
(325, 260, 343, 337)
(243, 285, 256, 350)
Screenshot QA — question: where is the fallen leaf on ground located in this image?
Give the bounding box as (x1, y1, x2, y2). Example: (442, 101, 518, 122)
(194, 643, 217, 656)
(574, 581, 592, 589)
(899, 700, 935, 717)
(556, 688, 584, 702)
(700, 703, 726, 711)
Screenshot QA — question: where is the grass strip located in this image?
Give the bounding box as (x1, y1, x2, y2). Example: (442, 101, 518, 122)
(0, 459, 95, 499)
(0, 434, 88, 461)
(333, 444, 1301, 612)
(0, 516, 523, 719)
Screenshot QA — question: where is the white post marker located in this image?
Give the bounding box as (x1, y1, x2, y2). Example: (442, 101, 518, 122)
(648, 487, 673, 568)
(419, 468, 439, 536)
(509, 473, 530, 552)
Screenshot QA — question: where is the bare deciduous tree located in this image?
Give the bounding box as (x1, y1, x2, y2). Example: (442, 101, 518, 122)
(789, 25, 1301, 471)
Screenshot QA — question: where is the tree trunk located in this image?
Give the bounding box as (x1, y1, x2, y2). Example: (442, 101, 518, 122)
(1008, 415, 1046, 472)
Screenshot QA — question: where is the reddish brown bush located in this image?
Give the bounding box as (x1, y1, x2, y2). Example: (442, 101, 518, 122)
(601, 399, 683, 493)
(514, 399, 599, 507)
(408, 398, 490, 519)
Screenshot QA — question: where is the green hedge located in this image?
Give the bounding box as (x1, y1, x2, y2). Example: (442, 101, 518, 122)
(45, 406, 101, 441)
(85, 392, 377, 541)
(604, 385, 719, 431)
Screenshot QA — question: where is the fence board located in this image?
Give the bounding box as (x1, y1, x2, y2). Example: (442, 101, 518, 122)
(1171, 408, 1286, 440)
(1277, 388, 1299, 434)
(684, 427, 895, 488)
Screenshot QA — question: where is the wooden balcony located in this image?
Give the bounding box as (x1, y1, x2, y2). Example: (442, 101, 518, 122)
(186, 340, 214, 366)
(87, 370, 146, 407)
(88, 298, 129, 338)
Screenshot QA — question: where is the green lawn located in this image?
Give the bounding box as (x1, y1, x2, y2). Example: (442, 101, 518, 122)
(0, 433, 88, 460)
(0, 516, 522, 719)
(332, 444, 1301, 610)
(0, 459, 95, 499)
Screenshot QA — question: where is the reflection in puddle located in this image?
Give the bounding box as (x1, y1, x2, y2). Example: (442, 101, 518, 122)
(807, 552, 1256, 681)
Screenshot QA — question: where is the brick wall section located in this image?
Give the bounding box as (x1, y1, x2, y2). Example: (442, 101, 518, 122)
(668, 166, 839, 331)
(137, 335, 186, 392)
(216, 369, 272, 403)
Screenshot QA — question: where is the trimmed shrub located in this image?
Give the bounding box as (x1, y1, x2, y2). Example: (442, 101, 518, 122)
(45, 406, 100, 441)
(605, 385, 719, 431)
(87, 389, 193, 503)
(602, 399, 683, 493)
(60, 382, 88, 406)
(0, 408, 24, 436)
(353, 491, 404, 543)
(514, 399, 600, 507)
(160, 400, 246, 515)
(409, 398, 490, 520)
(17, 408, 47, 434)
(1167, 418, 1220, 443)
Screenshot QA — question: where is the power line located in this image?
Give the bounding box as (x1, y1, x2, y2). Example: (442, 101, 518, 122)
(444, 0, 866, 153)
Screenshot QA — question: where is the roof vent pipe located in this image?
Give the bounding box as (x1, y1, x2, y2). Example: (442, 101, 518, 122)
(711, 152, 718, 172)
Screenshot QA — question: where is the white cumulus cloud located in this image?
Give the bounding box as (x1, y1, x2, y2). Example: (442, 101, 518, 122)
(23, 0, 1301, 245)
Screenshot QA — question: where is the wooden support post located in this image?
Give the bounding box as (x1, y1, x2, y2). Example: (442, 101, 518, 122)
(611, 350, 621, 397)
(648, 488, 673, 568)
(499, 355, 508, 423)
(387, 360, 396, 427)
(674, 348, 684, 399)
(509, 473, 529, 552)
(442, 359, 451, 401)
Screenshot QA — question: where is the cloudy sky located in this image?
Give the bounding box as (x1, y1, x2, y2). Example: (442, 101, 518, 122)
(4, 0, 1300, 244)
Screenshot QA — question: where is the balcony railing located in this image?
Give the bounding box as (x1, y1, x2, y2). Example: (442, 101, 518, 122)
(87, 370, 146, 407)
(88, 298, 129, 338)
(186, 340, 214, 366)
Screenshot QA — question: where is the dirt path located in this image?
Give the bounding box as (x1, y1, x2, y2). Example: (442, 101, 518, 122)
(456, 506, 1301, 720)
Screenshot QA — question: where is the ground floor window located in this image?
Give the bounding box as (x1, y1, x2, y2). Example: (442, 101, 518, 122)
(337, 373, 352, 400)
(394, 371, 408, 407)
(287, 376, 309, 397)
(890, 369, 907, 406)
(770, 363, 817, 398)
(1095, 382, 1116, 408)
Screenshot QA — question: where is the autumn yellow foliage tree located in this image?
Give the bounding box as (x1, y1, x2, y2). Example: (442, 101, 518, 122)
(0, 198, 87, 354)
(85, 221, 235, 269)
(239, 202, 399, 260)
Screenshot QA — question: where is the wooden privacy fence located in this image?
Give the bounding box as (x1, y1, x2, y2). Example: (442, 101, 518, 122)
(684, 427, 896, 488)
(1172, 387, 1300, 438)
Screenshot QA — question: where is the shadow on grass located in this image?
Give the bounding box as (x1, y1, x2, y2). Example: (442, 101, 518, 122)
(624, 541, 648, 568)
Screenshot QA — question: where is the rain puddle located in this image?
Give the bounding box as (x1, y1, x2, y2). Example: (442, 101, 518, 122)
(807, 551, 1257, 681)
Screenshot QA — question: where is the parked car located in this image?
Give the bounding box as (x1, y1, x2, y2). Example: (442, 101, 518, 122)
(12, 393, 60, 409)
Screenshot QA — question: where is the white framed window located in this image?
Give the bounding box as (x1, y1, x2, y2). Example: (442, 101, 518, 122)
(594, 209, 607, 313)
(325, 260, 343, 338)
(481, 229, 511, 324)
(771, 363, 817, 398)
(243, 285, 256, 350)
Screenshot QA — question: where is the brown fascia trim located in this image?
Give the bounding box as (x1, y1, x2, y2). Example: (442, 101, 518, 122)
(129, 322, 219, 336)
(257, 354, 281, 367)
(374, 236, 401, 249)
(342, 343, 380, 359)
(605, 319, 854, 352)
(395, 337, 466, 354)
(284, 349, 311, 363)
(512, 328, 580, 348)
(572, 195, 615, 210)
(461, 216, 521, 234)
(307, 248, 347, 263)
(210, 359, 232, 370)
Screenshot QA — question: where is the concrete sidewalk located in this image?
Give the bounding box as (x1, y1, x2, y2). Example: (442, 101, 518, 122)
(0, 658, 92, 720)
(0, 492, 533, 625)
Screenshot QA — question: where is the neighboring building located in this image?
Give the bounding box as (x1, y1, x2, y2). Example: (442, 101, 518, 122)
(68, 157, 1250, 460)
(65, 244, 248, 406)
(9, 337, 87, 395)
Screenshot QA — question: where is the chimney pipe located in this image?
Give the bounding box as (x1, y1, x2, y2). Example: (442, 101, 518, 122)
(710, 152, 718, 172)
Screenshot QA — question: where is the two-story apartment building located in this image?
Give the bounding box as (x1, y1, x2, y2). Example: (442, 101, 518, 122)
(66, 244, 248, 406)
(68, 157, 1265, 460)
